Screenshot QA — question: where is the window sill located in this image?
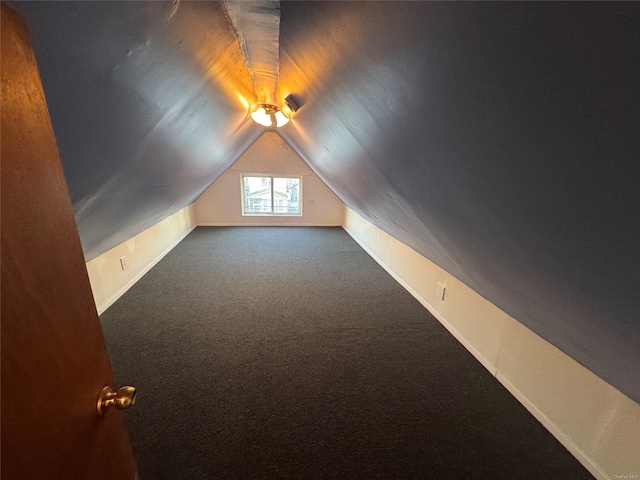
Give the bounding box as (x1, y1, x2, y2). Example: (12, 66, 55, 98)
(242, 213, 303, 217)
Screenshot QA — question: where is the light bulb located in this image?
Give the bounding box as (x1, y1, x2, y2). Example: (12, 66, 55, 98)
(250, 106, 272, 127)
(274, 110, 290, 127)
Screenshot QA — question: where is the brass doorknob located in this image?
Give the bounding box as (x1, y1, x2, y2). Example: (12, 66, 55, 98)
(97, 385, 137, 416)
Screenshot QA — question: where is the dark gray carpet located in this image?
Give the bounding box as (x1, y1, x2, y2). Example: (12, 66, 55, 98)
(100, 227, 592, 479)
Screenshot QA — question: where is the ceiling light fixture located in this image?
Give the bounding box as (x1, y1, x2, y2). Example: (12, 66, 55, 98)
(250, 103, 289, 128)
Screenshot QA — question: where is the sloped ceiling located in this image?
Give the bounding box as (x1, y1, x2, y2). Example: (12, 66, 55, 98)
(277, 2, 640, 402)
(12, 1, 262, 260)
(11, 2, 640, 402)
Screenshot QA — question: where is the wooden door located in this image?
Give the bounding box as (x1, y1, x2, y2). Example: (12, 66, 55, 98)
(1, 5, 137, 479)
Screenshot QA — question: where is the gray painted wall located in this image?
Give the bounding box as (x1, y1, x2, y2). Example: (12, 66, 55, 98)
(278, 2, 640, 402)
(13, 1, 262, 260)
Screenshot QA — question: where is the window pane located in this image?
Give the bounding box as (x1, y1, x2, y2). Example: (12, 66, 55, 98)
(244, 176, 272, 213)
(273, 177, 300, 214)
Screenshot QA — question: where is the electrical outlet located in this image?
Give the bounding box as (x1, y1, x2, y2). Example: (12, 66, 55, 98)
(120, 256, 128, 270)
(437, 282, 446, 301)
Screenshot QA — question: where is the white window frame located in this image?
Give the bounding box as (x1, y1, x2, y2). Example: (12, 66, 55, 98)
(241, 174, 302, 216)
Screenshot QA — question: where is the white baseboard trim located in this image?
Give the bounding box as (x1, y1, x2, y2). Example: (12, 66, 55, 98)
(96, 224, 196, 315)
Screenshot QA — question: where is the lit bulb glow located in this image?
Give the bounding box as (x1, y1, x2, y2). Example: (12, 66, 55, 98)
(250, 104, 290, 128)
(274, 110, 290, 127)
(250, 107, 272, 127)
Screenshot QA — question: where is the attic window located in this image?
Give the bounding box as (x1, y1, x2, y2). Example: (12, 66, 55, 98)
(242, 175, 301, 216)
